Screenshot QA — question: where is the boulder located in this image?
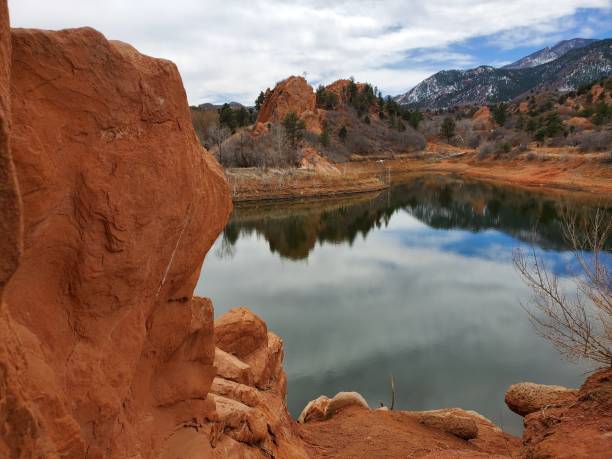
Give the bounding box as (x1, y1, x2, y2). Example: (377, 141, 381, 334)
(298, 391, 369, 423)
(256, 76, 315, 124)
(505, 382, 579, 416)
(215, 307, 268, 358)
(417, 410, 478, 440)
(326, 392, 370, 417)
(298, 396, 331, 423)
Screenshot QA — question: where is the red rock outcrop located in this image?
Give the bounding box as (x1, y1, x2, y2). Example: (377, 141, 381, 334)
(206, 308, 308, 458)
(0, 3, 232, 456)
(325, 79, 366, 105)
(512, 368, 612, 458)
(256, 76, 316, 124)
(472, 106, 494, 130)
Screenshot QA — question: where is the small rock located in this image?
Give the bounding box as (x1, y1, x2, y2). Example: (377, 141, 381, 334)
(418, 411, 478, 440)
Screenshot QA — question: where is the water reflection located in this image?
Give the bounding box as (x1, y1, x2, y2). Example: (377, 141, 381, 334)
(220, 176, 609, 261)
(196, 175, 609, 436)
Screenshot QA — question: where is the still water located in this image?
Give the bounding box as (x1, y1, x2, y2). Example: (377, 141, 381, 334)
(195, 175, 607, 435)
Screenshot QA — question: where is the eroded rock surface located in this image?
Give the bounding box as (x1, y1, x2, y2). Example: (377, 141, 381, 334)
(518, 369, 612, 458)
(206, 308, 308, 458)
(0, 5, 232, 456)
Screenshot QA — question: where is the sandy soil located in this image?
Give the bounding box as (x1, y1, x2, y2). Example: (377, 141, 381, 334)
(298, 406, 520, 458)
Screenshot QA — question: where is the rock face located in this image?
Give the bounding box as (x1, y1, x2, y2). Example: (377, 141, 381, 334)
(0, 4, 232, 456)
(215, 306, 268, 357)
(206, 308, 308, 458)
(513, 369, 612, 458)
(505, 381, 579, 416)
(256, 76, 316, 124)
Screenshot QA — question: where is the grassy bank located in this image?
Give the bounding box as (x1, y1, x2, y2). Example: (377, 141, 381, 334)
(226, 144, 612, 203)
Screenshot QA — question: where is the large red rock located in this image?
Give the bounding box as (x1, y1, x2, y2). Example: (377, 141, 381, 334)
(1, 12, 232, 458)
(0, 0, 19, 296)
(256, 76, 315, 124)
(520, 368, 612, 458)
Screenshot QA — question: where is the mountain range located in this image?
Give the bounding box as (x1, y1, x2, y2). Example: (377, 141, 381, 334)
(396, 38, 612, 109)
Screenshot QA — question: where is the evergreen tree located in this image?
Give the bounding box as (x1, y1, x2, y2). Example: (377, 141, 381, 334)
(255, 91, 265, 111)
(440, 116, 456, 143)
(283, 112, 305, 146)
(218, 104, 236, 131)
(491, 103, 508, 126)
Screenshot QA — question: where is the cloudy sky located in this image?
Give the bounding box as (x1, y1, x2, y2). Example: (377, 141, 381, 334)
(9, 0, 612, 105)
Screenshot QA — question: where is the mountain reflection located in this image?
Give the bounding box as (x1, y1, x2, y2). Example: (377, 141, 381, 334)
(219, 175, 610, 260)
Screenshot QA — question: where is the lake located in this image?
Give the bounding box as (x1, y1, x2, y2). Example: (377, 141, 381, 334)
(195, 174, 607, 435)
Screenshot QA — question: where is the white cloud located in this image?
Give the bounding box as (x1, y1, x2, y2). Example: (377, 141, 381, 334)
(8, 0, 611, 104)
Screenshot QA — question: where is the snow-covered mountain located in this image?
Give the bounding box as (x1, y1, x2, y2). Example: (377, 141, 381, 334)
(396, 39, 611, 109)
(503, 38, 598, 69)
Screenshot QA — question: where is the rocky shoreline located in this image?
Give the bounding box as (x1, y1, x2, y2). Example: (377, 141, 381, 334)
(0, 2, 610, 457)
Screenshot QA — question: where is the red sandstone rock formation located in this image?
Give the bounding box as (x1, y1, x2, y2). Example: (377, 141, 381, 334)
(510, 368, 612, 458)
(256, 76, 316, 124)
(472, 106, 494, 130)
(204, 308, 308, 458)
(0, 2, 232, 455)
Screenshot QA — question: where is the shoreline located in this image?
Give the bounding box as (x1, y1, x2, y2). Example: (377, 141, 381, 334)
(227, 150, 612, 204)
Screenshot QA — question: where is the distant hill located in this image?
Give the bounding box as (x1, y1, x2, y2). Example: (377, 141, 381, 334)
(193, 101, 247, 112)
(503, 38, 598, 69)
(396, 39, 612, 109)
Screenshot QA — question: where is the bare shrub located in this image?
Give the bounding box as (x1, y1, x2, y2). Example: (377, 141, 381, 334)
(207, 124, 231, 164)
(219, 124, 297, 168)
(191, 109, 220, 147)
(570, 130, 612, 152)
(477, 142, 494, 160)
(513, 210, 611, 366)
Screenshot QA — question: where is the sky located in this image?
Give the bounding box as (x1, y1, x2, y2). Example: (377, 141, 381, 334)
(9, 0, 612, 105)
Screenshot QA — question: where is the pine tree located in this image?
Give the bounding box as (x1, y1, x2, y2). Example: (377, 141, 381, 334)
(440, 116, 456, 143)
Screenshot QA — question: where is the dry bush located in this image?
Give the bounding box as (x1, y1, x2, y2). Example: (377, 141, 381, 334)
(477, 142, 494, 160)
(191, 109, 219, 146)
(568, 130, 612, 152)
(513, 210, 611, 366)
(420, 117, 442, 141)
(219, 124, 297, 168)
